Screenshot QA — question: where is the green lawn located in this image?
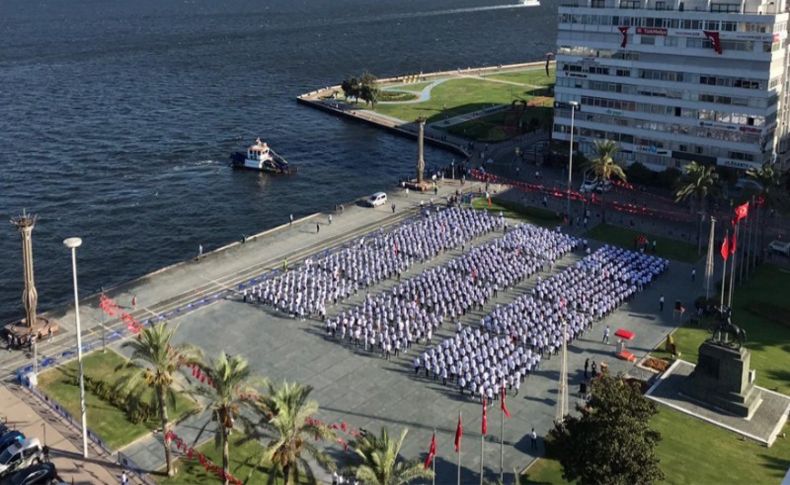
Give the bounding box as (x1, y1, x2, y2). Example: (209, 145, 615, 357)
(373, 74, 548, 124)
(38, 350, 197, 450)
(378, 91, 418, 102)
(159, 434, 309, 485)
(445, 103, 553, 142)
(471, 196, 562, 227)
(653, 264, 790, 394)
(523, 406, 790, 484)
(379, 80, 434, 91)
(584, 224, 700, 263)
(483, 67, 556, 87)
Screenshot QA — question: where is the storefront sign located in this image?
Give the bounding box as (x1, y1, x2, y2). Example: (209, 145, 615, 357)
(637, 27, 667, 36)
(718, 158, 760, 170)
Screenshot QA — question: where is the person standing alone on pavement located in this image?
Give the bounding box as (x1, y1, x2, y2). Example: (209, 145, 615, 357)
(531, 428, 538, 450)
(584, 358, 589, 379)
(602, 325, 610, 344)
(691, 268, 696, 281)
(659, 294, 665, 312)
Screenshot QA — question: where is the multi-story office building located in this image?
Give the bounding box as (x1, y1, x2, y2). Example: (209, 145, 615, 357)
(553, 0, 790, 172)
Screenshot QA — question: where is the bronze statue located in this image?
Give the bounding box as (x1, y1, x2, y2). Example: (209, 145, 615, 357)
(708, 307, 747, 348)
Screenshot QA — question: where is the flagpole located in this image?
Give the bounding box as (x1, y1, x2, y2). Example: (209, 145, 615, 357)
(457, 411, 462, 485)
(740, 204, 749, 283)
(432, 428, 436, 485)
(499, 400, 504, 484)
(720, 228, 728, 308)
(705, 217, 716, 299)
(480, 428, 485, 485)
(728, 223, 739, 307)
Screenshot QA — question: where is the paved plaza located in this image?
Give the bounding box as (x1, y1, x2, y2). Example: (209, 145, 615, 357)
(117, 212, 698, 483)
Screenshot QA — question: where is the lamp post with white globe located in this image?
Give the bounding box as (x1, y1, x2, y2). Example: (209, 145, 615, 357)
(63, 236, 88, 458)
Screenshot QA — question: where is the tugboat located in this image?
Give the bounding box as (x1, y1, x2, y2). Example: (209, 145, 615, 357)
(230, 138, 296, 174)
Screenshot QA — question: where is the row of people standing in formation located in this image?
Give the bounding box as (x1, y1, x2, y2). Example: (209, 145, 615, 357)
(416, 246, 669, 401)
(242, 207, 501, 318)
(324, 224, 582, 363)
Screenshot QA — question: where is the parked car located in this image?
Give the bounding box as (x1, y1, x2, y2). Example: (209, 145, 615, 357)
(0, 433, 24, 455)
(0, 462, 60, 485)
(769, 240, 790, 256)
(366, 192, 387, 207)
(0, 439, 43, 478)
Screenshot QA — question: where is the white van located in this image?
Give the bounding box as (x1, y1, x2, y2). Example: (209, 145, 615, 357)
(366, 192, 387, 207)
(0, 438, 43, 477)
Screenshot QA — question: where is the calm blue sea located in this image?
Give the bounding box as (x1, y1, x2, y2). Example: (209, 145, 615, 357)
(0, 0, 556, 323)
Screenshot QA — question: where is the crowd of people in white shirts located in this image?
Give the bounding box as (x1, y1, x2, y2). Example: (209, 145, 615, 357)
(324, 224, 581, 360)
(417, 245, 669, 401)
(242, 207, 500, 317)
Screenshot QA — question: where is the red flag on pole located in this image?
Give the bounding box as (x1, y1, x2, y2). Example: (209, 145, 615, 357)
(618, 26, 629, 48)
(454, 412, 463, 452)
(734, 202, 749, 223)
(482, 399, 488, 436)
(703, 30, 722, 54)
(720, 237, 729, 261)
(730, 233, 737, 255)
(501, 388, 512, 418)
(424, 432, 437, 470)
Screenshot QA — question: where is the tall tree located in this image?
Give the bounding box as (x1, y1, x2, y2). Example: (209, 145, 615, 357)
(586, 140, 626, 223)
(119, 323, 202, 477)
(675, 161, 720, 212)
(359, 71, 380, 107)
(255, 382, 335, 484)
(341, 77, 360, 102)
(194, 353, 263, 485)
(746, 161, 781, 207)
(351, 427, 433, 485)
(547, 374, 664, 485)
(674, 161, 720, 252)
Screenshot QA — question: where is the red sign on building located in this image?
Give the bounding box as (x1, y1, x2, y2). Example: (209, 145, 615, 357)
(636, 27, 668, 36)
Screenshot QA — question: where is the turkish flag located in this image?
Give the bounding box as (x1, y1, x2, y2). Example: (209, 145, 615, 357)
(720, 237, 729, 261)
(734, 202, 749, 223)
(454, 412, 463, 452)
(703, 30, 722, 54)
(618, 26, 629, 48)
(424, 432, 437, 469)
(501, 388, 512, 418)
(482, 399, 488, 436)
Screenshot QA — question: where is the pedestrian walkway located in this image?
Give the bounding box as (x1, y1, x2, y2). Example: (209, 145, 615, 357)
(0, 384, 136, 484)
(0, 181, 480, 379)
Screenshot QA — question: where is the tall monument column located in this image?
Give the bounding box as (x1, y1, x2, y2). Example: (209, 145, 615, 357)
(12, 212, 38, 328)
(416, 119, 426, 184)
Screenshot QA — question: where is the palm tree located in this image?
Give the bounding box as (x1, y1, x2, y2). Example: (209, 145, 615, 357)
(746, 162, 784, 266)
(675, 161, 720, 253)
(746, 161, 782, 206)
(119, 323, 202, 477)
(195, 352, 263, 485)
(351, 427, 433, 485)
(675, 161, 720, 211)
(586, 140, 626, 223)
(255, 381, 335, 484)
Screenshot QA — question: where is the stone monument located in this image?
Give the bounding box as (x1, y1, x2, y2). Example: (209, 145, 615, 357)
(686, 309, 759, 417)
(5, 211, 59, 340)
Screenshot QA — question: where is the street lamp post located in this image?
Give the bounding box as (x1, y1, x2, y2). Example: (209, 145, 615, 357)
(63, 237, 88, 459)
(566, 101, 579, 221)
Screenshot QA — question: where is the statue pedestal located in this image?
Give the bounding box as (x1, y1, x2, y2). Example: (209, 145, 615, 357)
(3, 317, 60, 340)
(686, 342, 760, 417)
